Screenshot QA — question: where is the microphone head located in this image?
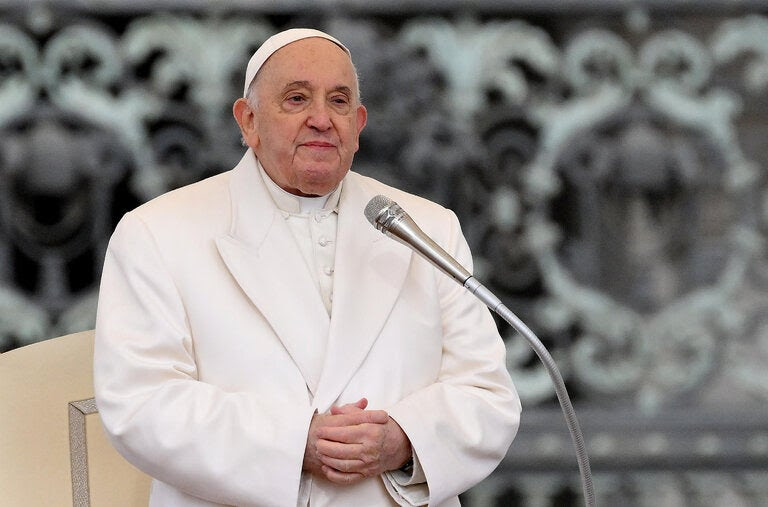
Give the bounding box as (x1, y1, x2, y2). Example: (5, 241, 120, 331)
(364, 194, 395, 226)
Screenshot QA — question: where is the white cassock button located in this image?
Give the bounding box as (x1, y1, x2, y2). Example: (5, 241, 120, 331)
(323, 266, 333, 276)
(318, 236, 329, 247)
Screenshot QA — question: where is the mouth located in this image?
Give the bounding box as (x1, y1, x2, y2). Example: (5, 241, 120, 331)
(301, 141, 336, 149)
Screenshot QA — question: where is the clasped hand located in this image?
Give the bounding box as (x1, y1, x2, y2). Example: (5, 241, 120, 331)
(303, 398, 412, 485)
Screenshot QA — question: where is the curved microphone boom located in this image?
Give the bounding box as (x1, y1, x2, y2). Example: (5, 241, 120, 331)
(364, 195, 596, 507)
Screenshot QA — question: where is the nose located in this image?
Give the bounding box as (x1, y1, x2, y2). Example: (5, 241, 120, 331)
(306, 100, 332, 131)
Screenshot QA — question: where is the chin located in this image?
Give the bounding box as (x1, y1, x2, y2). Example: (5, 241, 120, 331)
(297, 184, 336, 197)
(297, 170, 347, 196)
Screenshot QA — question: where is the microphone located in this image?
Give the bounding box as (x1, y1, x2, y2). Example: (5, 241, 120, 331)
(364, 195, 503, 311)
(363, 194, 596, 507)
(364, 195, 472, 286)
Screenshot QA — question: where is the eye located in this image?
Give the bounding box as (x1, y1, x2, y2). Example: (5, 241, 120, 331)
(287, 94, 306, 103)
(329, 95, 352, 114)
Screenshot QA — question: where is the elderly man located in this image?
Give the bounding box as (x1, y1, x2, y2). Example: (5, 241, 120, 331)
(94, 28, 521, 506)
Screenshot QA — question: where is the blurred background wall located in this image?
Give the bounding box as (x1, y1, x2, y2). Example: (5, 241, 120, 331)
(1, 1, 768, 505)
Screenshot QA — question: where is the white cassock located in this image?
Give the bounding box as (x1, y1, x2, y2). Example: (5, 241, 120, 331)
(94, 149, 521, 506)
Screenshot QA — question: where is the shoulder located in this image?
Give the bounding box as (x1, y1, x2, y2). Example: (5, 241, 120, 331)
(132, 171, 232, 222)
(115, 170, 233, 245)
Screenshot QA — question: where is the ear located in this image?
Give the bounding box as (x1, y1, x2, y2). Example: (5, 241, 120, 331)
(353, 104, 368, 151)
(233, 98, 259, 148)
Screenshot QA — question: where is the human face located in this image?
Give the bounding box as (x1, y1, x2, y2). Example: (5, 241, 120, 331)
(233, 38, 367, 196)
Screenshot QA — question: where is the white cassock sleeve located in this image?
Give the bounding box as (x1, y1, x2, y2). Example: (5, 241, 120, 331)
(383, 209, 522, 506)
(93, 213, 312, 507)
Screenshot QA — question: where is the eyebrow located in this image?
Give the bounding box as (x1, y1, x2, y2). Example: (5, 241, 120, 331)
(282, 81, 353, 96)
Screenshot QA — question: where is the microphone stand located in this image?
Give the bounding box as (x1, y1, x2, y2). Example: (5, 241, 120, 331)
(367, 197, 595, 505)
(464, 277, 596, 507)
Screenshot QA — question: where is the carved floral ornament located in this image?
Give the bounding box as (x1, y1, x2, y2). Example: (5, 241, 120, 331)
(383, 16, 768, 409)
(0, 13, 766, 413)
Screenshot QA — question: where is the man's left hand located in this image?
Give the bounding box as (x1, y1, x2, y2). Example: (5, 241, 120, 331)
(315, 404, 412, 484)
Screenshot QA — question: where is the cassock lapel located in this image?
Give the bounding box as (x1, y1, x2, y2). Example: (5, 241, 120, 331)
(214, 151, 330, 395)
(312, 175, 413, 412)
